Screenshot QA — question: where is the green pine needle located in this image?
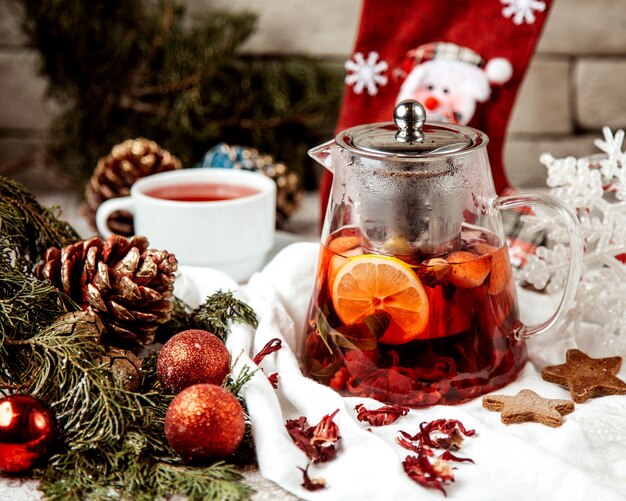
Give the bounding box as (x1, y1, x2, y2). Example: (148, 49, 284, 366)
(159, 290, 258, 343)
(0, 176, 80, 273)
(192, 291, 259, 341)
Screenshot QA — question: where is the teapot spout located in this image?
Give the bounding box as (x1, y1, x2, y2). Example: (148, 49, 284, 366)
(308, 139, 335, 173)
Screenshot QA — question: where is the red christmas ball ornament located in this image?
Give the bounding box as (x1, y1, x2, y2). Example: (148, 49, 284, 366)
(0, 394, 58, 474)
(165, 384, 245, 462)
(157, 329, 230, 393)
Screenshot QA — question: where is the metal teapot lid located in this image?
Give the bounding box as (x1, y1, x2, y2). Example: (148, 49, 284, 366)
(336, 100, 487, 160)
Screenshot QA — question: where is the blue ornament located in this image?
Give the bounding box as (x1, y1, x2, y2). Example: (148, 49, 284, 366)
(198, 143, 260, 170)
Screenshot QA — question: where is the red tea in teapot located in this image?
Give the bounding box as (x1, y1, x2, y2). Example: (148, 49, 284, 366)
(302, 225, 528, 406)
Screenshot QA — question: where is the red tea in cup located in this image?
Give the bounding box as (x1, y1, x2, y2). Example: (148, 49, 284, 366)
(145, 183, 259, 202)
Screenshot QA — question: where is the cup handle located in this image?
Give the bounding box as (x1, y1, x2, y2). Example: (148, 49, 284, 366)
(95, 197, 134, 238)
(495, 193, 583, 339)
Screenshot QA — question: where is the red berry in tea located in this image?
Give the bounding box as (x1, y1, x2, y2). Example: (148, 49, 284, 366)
(447, 251, 491, 288)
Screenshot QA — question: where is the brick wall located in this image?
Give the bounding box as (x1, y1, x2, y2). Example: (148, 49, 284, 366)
(1, 0, 625, 189)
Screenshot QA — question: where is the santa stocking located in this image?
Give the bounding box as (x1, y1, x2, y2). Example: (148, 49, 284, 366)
(320, 0, 554, 220)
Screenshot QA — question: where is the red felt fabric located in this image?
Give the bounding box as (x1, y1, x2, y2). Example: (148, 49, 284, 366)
(319, 0, 554, 227)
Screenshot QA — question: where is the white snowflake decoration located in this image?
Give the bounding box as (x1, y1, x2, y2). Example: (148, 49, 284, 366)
(344, 51, 388, 96)
(501, 0, 547, 25)
(518, 127, 626, 355)
(595, 127, 626, 199)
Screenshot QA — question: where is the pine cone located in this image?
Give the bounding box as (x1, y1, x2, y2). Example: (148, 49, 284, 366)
(35, 235, 178, 347)
(100, 347, 143, 391)
(265, 160, 302, 227)
(82, 138, 182, 236)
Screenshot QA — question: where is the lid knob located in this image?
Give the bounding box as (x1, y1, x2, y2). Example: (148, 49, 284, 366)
(393, 100, 426, 144)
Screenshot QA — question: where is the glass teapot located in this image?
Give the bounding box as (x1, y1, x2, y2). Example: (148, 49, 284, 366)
(302, 100, 583, 406)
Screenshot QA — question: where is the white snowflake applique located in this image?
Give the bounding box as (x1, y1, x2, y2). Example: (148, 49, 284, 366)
(345, 51, 388, 96)
(501, 0, 547, 25)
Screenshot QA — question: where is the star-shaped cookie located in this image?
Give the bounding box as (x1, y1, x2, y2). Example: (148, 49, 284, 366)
(541, 349, 626, 403)
(482, 389, 574, 427)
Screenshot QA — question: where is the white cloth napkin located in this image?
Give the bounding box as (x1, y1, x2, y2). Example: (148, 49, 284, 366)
(179, 242, 626, 501)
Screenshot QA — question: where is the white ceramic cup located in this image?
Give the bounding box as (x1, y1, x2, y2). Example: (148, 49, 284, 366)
(96, 168, 276, 282)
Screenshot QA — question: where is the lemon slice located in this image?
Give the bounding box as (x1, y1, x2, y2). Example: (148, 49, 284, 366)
(331, 254, 429, 344)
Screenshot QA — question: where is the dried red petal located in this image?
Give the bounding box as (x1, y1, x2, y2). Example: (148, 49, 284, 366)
(298, 464, 326, 491)
(268, 372, 279, 389)
(315, 444, 338, 463)
(285, 411, 341, 463)
(354, 403, 410, 426)
(286, 417, 319, 460)
(399, 419, 476, 496)
(396, 435, 421, 453)
(401, 419, 476, 449)
(403, 452, 452, 497)
(438, 429, 464, 451)
(253, 338, 282, 365)
(439, 450, 474, 464)
(312, 409, 340, 445)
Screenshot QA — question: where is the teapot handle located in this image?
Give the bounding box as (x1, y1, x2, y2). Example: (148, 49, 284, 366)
(495, 193, 583, 340)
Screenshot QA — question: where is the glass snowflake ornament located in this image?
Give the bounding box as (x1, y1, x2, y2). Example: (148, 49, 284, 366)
(517, 127, 626, 355)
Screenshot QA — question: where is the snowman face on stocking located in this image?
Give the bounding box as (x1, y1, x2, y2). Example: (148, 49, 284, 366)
(396, 44, 512, 125)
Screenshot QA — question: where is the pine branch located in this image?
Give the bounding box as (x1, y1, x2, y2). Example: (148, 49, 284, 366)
(0, 176, 80, 272)
(155, 462, 252, 501)
(2, 309, 155, 448)
(159, 291, 258, 342)
(15, 0, 342, 183)
(192, 291, 259, 341)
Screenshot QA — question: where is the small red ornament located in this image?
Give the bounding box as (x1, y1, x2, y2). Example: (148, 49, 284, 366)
(157, 329, 230, 393)
(164, 384, 245, 462)
(0, 394, 58, 474)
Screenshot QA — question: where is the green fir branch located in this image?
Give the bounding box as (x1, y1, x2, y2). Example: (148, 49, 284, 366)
(192, 291, 259, 341)
(159, 290, 258, 342)
(0, 176, 80, 272)
(15, 0, 342, 182)
(155, 462, 251, 501)
(3, 309, 155, 448)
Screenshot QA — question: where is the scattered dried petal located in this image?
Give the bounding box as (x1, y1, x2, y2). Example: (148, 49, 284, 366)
(253, 338, 282, 365)
(354, 403, 410, 426)
(396, 435, 421, 453)
(298, 464, 326, 491)
(268, 372, 279, 389)
(286, 417, 316, 458)
(399, 418, 476, 496)
(285, 411, 341, 463)
(401, 419, 476, 449)
(312, 409, 340, 445)
(403, 451, 452, 496)
(439, 450, 474, 464)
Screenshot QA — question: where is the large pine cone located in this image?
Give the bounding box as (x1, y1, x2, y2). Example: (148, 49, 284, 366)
(82, 138, 182, 236)
(36, 235, 178, 347)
